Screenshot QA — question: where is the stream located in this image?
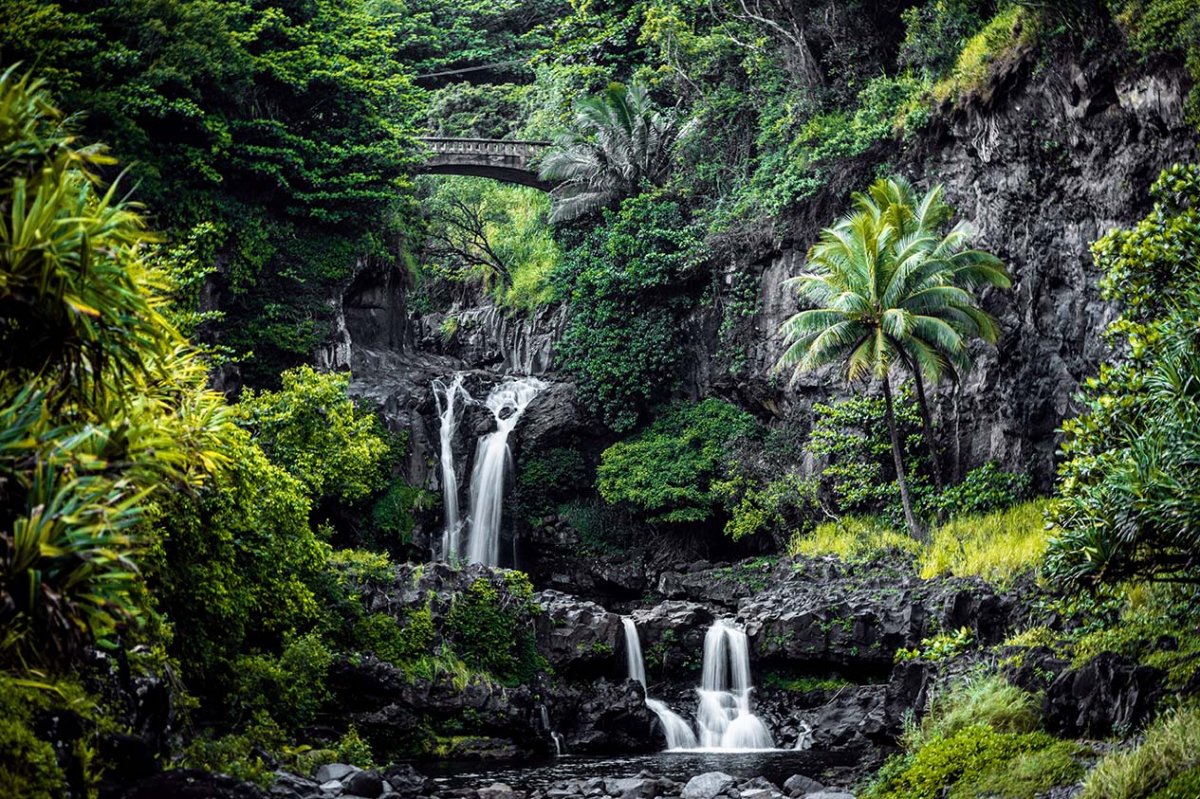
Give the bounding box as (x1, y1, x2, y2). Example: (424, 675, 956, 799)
(418, 750, 865, 791)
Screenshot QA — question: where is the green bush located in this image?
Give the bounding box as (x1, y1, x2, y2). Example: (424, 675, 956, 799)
(1149, 766, 1200, 799)
(902, 674, 1041, 752)
(371, 479, 434, 547)
(716, 472, 819, 541)
(597, 399, 757, 523)
(953, 739, 1084, 799)
(446, 575, 545, 686)
(0, 679, 68, 799)
(932, 462, 1031, 519)
(230, 633, 334, 731)
(900, 0, 989, 77)
(517, 447, 590, 522)
(1108, 0, 1200, 126)
(932, 6, 1041, 105)
(1081, 703, 1200, 799)
(237, 366, 392, 505)
(352, 604, 436, 668)
(554, 194, 703, 431)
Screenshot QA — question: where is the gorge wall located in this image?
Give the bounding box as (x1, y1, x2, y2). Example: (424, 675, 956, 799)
(341, 53, 1198, 522)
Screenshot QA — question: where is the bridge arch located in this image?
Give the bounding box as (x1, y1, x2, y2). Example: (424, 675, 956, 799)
(417, 138, 552, 190)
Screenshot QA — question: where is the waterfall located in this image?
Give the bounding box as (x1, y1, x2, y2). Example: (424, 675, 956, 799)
(695, 621, 775, 750)
(621, 618, 700, 751)
(620, 618, 774, 752)
(539, 705, 564, 756)
(465, 377, 545, 566)
(434, 374, 470, 561)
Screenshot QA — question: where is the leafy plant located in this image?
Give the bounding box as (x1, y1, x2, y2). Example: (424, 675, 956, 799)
(597, 399, 757, 523)
(932, 462, 1031, 519)
(1080, 703, 1200, 799)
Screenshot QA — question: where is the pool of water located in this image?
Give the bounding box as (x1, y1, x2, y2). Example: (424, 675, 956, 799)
(418, 749, 867, 791)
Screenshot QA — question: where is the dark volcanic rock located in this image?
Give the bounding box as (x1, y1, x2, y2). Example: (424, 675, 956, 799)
(535, 590, 622, 673)
(119, 770, 266, 799)
(1044, 652, 1163, 738)
(550, 679, 659, 754)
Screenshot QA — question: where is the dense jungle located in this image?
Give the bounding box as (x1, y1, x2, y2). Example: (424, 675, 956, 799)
(2, 0, 1200, 797)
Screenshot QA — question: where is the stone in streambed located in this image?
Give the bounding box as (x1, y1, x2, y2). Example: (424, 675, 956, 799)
(606, 777, 658, 799)
(682, 773, 737, 799)
(344, 770, 385, 798)
(803, 793, 855, 799)
(320, 779, 346, 796)
(316, 764, 359, 783)
(782, 776, 823, 798)
(479, 784, 526, 799)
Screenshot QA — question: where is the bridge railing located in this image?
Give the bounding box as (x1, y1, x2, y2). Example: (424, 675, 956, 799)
(420, 137, 551, 158)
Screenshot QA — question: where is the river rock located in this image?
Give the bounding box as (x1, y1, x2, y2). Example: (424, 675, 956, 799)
(535, 590, 622, 672)
(380, 764, 435, 797)
(552, 678, 659, 754)
(782, 776, 823, 797)
(803, 793, 855, 799)
(682, 773, 736, 799)
(606, 777, 658, 799)
(344, 770, 385, 798)
(316, 765, 359, 784)
(478, 783, 526, 799)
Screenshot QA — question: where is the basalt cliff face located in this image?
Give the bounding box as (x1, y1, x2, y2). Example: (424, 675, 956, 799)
(339, 55, 1197, 522)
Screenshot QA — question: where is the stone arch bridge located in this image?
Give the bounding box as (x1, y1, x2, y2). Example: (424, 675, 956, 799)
(418, 138, 552, 190)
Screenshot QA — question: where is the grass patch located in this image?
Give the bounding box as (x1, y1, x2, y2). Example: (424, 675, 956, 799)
(919, 500, 1050, 586)
(761, 671, 854, 693)
(932, 6, 1040, 105)
(903, 673, 1040, 752)
(1080, 703, 1200, 799)
(789, 515, 921, 561)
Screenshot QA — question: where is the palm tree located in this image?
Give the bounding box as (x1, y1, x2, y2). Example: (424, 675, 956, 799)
(775, 183, 1007, 538)
(845, 177, 1010, 490)
(538, 82, 689, 223)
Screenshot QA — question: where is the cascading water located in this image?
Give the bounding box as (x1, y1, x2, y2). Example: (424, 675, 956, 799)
(695, 621, 775, 750)
(622, 618, 698, 750)
(465, 377, 546, 566)
(434, 374, 470, 561)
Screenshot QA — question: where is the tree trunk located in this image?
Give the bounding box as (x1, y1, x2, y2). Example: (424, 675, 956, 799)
(883, 374, 923, 540)
(911, 367, 944, 493)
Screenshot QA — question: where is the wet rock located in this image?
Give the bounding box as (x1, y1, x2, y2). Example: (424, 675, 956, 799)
(606, 777, 658, 799)
(381, 765, 435, 798)
(553, 679, 659, 754)
(782, 776, 823, 797)
(321, 780, 346, 796)
(682, 773, 736, 799)
(344, 770, 385, 798)
(271, 772, 324, 799)
(1044, 652, 1162, 738)
(479, 783, 526, 799)
(317, 765, 359, 784)
(535, 591, 622, 672)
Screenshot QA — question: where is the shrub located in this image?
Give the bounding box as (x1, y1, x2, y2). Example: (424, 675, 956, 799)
(597, 399, 757, 524)
(1149, 766, 1200, 799)
(446, 575, 545, 686)
(517, 447, 590, 522)
(334, 726, 375, 769)
(903, 673, 1041, 753)
(229, 633, 334, 731)
(1108, 0, 1200, 127)
(0, 678, 67, 799)
(896, 627, 976, 664)
(900, 0, 989, 77)
(919, 500, 1050, 586)
(1080, 703, 1200, 799)
(716, 473, 819, 542)
(352, 604, 435, 668)
(789, 516, 921, 562)
(237, 366, 392, 505)
(371, 479, 434, 547)
(954, 739, 1085, 799)
(932, 462, 1031, 519)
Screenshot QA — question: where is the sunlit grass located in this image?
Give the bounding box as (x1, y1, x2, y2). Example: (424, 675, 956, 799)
(1080, 703, 1200, 799)
(918, 500, 1051, 586)
(789, 515, 922, 561)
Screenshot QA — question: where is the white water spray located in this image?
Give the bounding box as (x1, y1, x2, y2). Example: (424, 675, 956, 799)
(465, 377, 545, 566)
(695, 620, 774, 750)
(619, 618, 700, 751)
(434, 374, 470, 561)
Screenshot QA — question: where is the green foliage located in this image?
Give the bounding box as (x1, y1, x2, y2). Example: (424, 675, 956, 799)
(555, 194, 703, 430)
(371, 480, 434, 547)
(716, 473, 819, 542)
(932, 462, 1031, 519)
(760, 671, 853, 693)
(0, 69, 233, 670)
(540, 81, 692, 221)
(517, 447, 590, 521)
(1048, 164, 1200, 587)
(446, 575, 546, 686)
(1070, 583, 1200, 689)
(1149, 766, 1200, 799)
(420, 177, 561, 313)
(0, 678, 68, 799)
(810, 393, 927, 522)
(237, 366, 391, 505)
(425, 82, 532, 139)
(919, 500, 1050, 586)
(143, 428, 328, 687)
(230, 633, 333, 731)
(5, 0, 424, 382)
(932, 6, 1041, 105)
(181, 712, 286, 787)
(790, 515, 922, 562)
(334, 725, 376, 769)
(899, 671, 1041, 745)
(1080, 703, 1200, 799)
(597, 399, 757, 523)
(1108, 0, 1200, 126)
(900, 1, 990, 77)
(896, 627, 977, 664)
(352, 605, 436, 668)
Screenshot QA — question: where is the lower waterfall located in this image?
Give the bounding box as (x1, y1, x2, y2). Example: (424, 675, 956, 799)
(465, 376, 546, 566)
(621, 618, 774, 751)
(434, 373, 470, 561)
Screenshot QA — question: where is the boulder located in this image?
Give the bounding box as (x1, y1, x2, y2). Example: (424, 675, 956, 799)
(782, 776, 823, 798)
(682, 773, 736, 799)
(535, 591, 622, 672)
(479, 783, 526, 799)
(1044, 652, 1162, 738)
(344, 770, 385, 798)
(605, 778, 658, 799)
(316, 765, 359, 784)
